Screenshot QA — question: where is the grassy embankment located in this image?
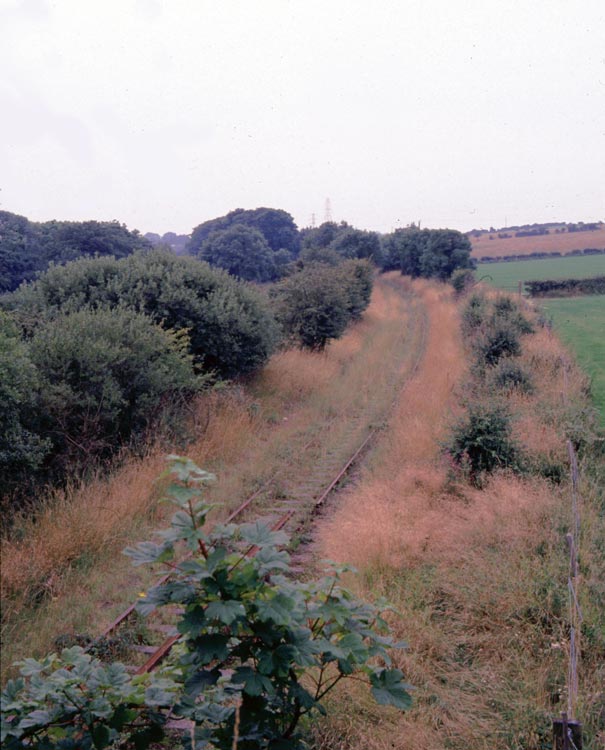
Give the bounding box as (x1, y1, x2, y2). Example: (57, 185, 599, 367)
(311, 284, 604, 749)
(1, 274, 425, 678)
(470, 224, 605, 258)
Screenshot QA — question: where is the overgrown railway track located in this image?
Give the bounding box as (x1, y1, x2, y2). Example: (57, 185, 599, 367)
(89, 290, 430, 675)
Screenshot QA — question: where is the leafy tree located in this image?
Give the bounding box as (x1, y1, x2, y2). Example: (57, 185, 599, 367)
(0, 211, 151, 292)
(0, 211, 40, 292)
(329, 227, 383, 265)
(272, 264, 351, 350)
(197, 224, 277, 281)
(189, 208, 300, 256)
(3, 251, 280, 378)
(382, 227, 473, 280)
(339, 259, 374, 320)
(300, 221, 348, 251)
(28, 308, 199, 474)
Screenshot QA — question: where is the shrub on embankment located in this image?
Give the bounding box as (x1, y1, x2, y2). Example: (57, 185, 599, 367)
(0, 251, 281, 501)
(447, 292, 544, 485)
(525, 275, 605, 297)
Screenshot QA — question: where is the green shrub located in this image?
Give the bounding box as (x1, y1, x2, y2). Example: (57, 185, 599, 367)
(339, 259, 374, 320)
(0, 312, 50, 495)
(476, 322, 522, 365)
(29, 308, 200, 475)
(491, 296, 534, 335)
(2, 250, 280, 378)
(272, 263, 351, 350)
(461, 293, 488, 334)
(450, 268, 475, 294)
(492, 360, 534, 393)
(447, 403, 522, 484)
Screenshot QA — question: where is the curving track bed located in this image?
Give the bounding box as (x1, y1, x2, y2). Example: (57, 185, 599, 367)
(88, 280, 430, 674)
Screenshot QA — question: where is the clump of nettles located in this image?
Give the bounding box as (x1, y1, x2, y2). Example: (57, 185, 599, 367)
(1, 456, 412, 750)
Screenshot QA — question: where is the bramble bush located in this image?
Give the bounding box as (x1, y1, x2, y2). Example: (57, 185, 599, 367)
(2, 457, 412, 749)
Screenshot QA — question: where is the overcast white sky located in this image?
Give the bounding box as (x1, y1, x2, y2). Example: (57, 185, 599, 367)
(1, 0, 604, 236)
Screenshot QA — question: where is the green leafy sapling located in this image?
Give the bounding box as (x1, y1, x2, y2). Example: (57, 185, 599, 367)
(2, 456, 412, 749)
(125, 455, 412, 749)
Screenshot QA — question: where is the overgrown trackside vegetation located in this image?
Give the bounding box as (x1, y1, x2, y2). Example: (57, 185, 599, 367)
(312, 282, 604, 749)
(0, 251, 281, 499)
(1, 459, 412, 750)
(1, 275, 421, 679)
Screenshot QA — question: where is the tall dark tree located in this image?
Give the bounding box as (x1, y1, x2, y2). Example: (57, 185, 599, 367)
(0, 211, 151, 292)
(197, 224, 277, 281)
(382, 226, 473, 280)
(189, 207, 300, 256)
(329, 227, 383, 264)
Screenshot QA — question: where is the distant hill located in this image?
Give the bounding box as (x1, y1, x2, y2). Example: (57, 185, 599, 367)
(468, 221, 605, 260)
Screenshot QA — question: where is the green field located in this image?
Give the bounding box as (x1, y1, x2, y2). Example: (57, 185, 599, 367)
(541, 296, 605, 426)
(476, 254, 605, 292)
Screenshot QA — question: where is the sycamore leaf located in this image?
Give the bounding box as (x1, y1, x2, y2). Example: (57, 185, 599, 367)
(205, 600, 245, 625)
(123, 541, 171, 567)
(183, 668, 221, 699)
(370, 669, 413, 710)
(239, 521, 288, 548)
(233, 668, 274, 697)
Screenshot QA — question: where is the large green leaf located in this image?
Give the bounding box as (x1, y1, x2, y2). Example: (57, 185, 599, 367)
(205, 600, 245, 625)
(370, 669, 413, 710)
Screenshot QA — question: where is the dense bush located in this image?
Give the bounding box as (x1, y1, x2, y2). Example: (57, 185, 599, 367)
(461, 293, 489, 335)
(272, 264, 351, 350)
(382, 226, 474, 280)
(476, 322, 522, 365)
(340, 259, 374, 320)
(492, 360, 534, 393)
(271, 259, 373, 351)
(447, 403, 522, 484)
(189, 207, 301, 256)
(0, 313, 50, 494)
(490, 296, 534, 335)
(29, 309, 200, 473)
(2, 251, 280, 378)
(450, 268, 475, 294)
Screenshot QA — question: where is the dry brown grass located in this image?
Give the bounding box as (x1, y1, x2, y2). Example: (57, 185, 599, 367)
(311, 281, 591, 749)
(470, 225, 605, 258)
